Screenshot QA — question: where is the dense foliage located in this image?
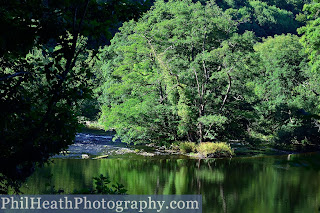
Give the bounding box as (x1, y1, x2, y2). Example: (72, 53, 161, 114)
(0, 0, 151, 193)
(97, 0, 320, 145)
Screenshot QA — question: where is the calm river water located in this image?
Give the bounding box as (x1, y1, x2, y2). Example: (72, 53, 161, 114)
(22, 152, 320, 213)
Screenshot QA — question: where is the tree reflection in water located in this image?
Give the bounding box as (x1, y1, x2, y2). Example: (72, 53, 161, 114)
(22, 153, 320, 213)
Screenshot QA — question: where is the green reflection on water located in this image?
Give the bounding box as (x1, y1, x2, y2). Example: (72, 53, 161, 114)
(22, 153, 320, 213)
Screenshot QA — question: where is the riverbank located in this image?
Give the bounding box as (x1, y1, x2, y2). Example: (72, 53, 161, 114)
(52, 126, 320, 160)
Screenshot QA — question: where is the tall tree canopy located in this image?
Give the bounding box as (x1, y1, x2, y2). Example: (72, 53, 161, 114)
(98, 0, 257, 143)
(250, 34, 320, 143)
(98, 0, 320, 146)
(299, 0, 320, 104)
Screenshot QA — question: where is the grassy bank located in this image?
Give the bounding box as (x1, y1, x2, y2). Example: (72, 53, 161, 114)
(179, 142, 234, 158)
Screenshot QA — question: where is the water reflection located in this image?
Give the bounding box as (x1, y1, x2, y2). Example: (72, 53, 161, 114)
(22, 153, 320, 213)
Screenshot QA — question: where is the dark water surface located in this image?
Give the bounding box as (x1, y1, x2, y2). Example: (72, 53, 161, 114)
(22, 153, 320, 213)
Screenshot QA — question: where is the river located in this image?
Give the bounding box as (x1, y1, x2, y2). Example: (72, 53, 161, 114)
(22, 151, 320, 213)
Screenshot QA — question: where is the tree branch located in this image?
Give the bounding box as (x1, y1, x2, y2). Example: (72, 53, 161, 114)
(0, 72, 30, 81)
(220, 72, 232, 111)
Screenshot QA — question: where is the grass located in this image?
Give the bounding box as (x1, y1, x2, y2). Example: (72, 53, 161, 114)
(176, 141, 234, 157)
(179, 142, 197, 154)
(196, 142, 234, 158)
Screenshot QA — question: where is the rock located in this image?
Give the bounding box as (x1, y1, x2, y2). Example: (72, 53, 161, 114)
(164, 149, 179, 154)
(206, 153, 231, 158)
(93, 155, 109, 160)
(114, 148, 135, 155)
(139, 152, 155, 157)
(158, 146, 166, 150)
(81, 154, 89, 159)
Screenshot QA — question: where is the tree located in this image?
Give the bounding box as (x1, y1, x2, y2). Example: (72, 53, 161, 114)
(98, 0, 257, 143)
(228, 1, 299, 37)
(251, 34, 320, 144)
(261, 0, 310, 14)
(298, 0, 320, 102)
(0, 0, 149, 193)
(296, 0, 320, 140)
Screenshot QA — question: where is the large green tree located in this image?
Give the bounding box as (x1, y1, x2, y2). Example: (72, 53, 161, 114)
(298, 0, 320, 104)
(251, 34, 320, 144)
(98, 0, 257, 143)
(297, 0, 320, 139)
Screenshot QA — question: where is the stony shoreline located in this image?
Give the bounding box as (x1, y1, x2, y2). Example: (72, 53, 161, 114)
(52, 132, 320, 160)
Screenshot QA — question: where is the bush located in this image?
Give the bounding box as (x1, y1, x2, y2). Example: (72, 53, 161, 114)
(179, 142, 197, 154)
(197, 142, 234, 158)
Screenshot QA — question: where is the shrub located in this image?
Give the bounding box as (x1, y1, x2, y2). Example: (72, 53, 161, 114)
(197, 142, 234, 158)
(179, 142, 197, 154)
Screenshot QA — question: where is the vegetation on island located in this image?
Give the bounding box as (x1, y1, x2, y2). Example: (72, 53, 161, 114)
(179, 141, 233, 157)
(97, 0, 320, 147)
(1, 0, 320, 193)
